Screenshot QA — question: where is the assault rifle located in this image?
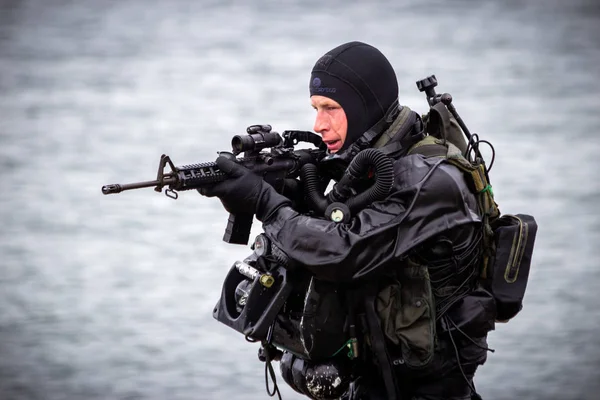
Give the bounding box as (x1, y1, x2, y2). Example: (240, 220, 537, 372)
(101, 125, 327, 245)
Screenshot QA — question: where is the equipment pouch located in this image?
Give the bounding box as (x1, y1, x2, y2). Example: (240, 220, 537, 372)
(489, 213, 538, 321)
(376, 263, 436, 368)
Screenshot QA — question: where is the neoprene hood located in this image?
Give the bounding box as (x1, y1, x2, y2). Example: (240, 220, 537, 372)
(309, 41, 399, 151)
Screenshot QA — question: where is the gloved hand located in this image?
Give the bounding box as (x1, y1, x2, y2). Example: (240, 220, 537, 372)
(199, 155, 291, 221)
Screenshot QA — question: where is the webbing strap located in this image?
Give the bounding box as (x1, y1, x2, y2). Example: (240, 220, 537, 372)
(446, 156, 500, 279)
(407, 144, 447, 158)
(364, 289, 401, 400)
(374, 105, 414, 149)
(407, 135, 446, 158)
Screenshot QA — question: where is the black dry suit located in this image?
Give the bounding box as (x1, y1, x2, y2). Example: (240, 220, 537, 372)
(262, 106, 496, 400)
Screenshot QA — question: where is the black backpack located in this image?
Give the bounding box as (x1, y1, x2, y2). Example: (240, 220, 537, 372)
(408, 102, 538, 322)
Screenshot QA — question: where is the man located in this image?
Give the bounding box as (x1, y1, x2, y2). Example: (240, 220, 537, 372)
(201, 41, 496, 400)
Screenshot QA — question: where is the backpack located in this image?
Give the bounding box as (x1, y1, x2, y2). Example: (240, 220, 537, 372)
(408, 102, 538, 322)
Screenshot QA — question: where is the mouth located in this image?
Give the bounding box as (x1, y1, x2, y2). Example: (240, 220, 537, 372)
(323, 139, 342, 152)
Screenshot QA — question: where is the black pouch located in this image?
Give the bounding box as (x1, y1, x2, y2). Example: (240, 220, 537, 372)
(489, 214, 538, 321)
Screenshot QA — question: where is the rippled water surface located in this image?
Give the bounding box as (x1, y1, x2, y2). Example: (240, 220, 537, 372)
(1, 0, 599, 399)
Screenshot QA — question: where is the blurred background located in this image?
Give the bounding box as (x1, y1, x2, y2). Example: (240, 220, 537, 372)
(1, 0, 599, 399)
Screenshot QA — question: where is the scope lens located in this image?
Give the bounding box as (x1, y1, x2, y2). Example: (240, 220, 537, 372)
(231, 135, 254, 153)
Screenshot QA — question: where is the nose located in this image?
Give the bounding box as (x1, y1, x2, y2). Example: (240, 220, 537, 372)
(313, 110, 329, 134)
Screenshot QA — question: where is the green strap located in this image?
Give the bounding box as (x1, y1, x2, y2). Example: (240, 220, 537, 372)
(479, 184, 494, 196)
(331, 338, 358, 359)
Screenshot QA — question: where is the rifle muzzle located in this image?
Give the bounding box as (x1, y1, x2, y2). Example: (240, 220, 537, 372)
(102, 184, 122, 195)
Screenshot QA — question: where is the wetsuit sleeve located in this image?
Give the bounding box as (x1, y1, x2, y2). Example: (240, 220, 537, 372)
(262, 160, 481, 282)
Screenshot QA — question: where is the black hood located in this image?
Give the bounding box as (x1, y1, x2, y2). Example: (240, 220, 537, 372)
(309, 41, 399, 152)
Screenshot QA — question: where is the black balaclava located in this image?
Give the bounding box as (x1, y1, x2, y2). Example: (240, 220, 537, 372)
(309, 41, 399, 152)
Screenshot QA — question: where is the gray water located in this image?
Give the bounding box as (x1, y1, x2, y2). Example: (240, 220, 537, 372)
(1, 0, 599, 399)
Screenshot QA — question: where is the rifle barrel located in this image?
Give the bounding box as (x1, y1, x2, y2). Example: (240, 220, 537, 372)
(101, 178, 176, 195)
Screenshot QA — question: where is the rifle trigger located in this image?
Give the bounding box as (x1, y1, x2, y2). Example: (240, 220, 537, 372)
(165, 189, 178, 200)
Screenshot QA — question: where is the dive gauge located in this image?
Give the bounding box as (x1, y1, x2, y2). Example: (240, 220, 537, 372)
(252, 234, 270, 257)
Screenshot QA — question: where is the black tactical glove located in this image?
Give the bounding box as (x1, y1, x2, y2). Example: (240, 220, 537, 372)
(199, 156, 291, 221)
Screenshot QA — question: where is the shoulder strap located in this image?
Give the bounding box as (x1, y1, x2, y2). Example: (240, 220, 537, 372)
(375, 106, 427, 157)
(407, 135, 447, 158)
(373, 105, 414, 149)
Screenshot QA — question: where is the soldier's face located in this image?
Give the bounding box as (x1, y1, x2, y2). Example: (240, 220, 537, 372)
(311, 95, 348, 153)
